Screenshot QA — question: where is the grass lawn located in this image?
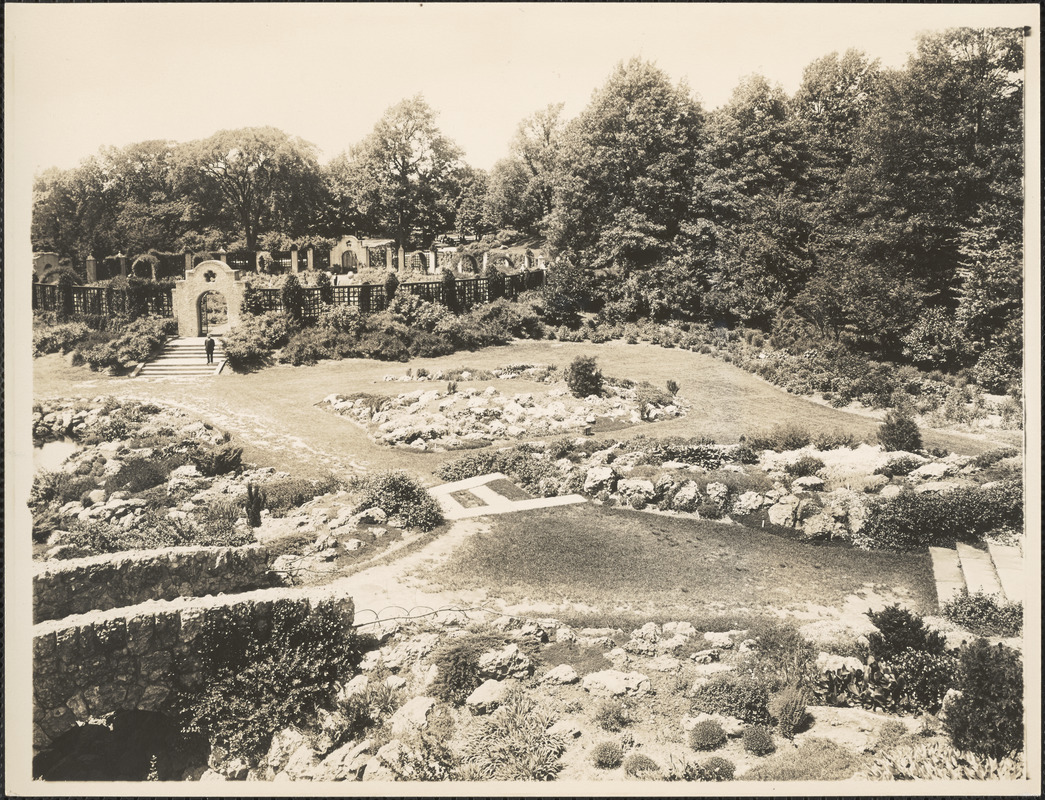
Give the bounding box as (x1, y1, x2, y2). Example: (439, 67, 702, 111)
(425, 503, 937, 620)
(32, 340, 1015, 486)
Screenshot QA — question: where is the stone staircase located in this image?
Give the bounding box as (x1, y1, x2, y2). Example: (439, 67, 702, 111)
(928, 541, 1024, 609)
(133, 337, 226, 378)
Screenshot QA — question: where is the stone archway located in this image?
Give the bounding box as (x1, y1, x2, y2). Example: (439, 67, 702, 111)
(197, 290, 229, 336)
(172, 260, 247, 337)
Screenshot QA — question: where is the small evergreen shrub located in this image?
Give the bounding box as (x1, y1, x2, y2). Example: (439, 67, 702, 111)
(622, 752, 660, 778)
(972, 446, 1019, 469)
(742, 725, 776, 756)
(873, 455, 922, 478)
(943, 589, 1023, 637)
(666, 379, 680, 396)
(349, 470, 443, 531)
(591, 740, 624, 769)
(190, 444, 242, 477)
(865, 604, 947, 661)
(944, 639, 1023, 759)
(771, 684, 811, 739)
(244, 482, 265, 528)
(564, 355, 603, 398)
(888, 649, 957, 714)
(594, 698, 632, 732)
(877, 410, 922, 452)
(428, 640, 484, 706)
(697, 756, 736, 781)
(688, 719, 727, 751)
(690, 674, 771, 725)
(784, 455, 825, 478)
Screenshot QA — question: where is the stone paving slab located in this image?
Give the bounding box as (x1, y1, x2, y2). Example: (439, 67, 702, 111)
(429, 472, 510, 495)
(955, 542, 1003, 597)
(431, 473, 586, 520)
(928, 546, 965, 608)
(986, 541, 1024, 603)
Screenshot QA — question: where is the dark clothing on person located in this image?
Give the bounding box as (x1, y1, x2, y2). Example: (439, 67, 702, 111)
(205, 336, 215, 364)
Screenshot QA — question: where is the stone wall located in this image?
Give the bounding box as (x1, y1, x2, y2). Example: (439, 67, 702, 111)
(33, 545, 274, 624)
(33, 589, 355, 751)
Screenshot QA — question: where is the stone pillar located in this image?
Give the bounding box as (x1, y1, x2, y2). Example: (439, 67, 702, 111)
(431, 249, 440, 275)
(216, 249, 227, 264)
(482, 252, 489, 270)
(85, 255, 97, 283)
(363, 247, 371, 270)
(118, 253, 128, 278)
(290, 248, 300, 274)
(306, 247, 314, 271)
(398, 246, 406, 277)
(385, 247, 393, 271)
(184, 253, 194, 275)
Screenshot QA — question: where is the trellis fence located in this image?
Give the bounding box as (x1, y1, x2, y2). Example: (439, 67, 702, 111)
(32, 283, 174, 317)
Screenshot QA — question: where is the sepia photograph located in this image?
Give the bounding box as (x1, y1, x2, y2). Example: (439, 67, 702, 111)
(4, 2, 1040, 795)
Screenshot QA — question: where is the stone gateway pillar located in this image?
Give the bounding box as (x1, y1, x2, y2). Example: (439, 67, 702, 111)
(171, 260, 247, 337)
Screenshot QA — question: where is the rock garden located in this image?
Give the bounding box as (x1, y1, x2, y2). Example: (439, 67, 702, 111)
(318, 361, 688, 450)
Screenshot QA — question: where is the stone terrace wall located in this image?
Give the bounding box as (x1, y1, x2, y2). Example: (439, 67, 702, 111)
(33, 545, 274, 624)
(33, 589, 355, 751)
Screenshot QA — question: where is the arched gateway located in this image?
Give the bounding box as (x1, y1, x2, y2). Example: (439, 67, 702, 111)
(171, 260, 247, 336)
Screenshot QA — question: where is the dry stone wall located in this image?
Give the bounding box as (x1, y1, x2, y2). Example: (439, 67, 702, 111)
(33, 589, 355, 751)
(33, 545, 274, 624)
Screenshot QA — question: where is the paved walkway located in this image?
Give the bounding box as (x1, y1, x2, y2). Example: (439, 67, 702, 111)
(429, 472, 586, 520)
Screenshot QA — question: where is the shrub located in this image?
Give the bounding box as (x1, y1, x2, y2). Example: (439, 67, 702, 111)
(812, 430, 858, 450)
(943, 589, 1023, 637)
(244, 482, 265, 528)
(103, 456, 181, 495)
(174, 600, 371, 760)
(591, 740, 624, 769)
(697, 756, 735, 781)
(459, 688, 569, 780)
(741, 619, 818, 690)
(865, 605, 947, 662)
(854, 480, 1023, 550)
(944, 639, 1023, 759)
(564, 355, 603, 398)
(864, 740, 1025, 780)
(435, 451, 498, 483)
(428, 639, 483, 706)
(634, 383, 675, 419)
(784, 455, 825, 478)
(190, 445, 242, 477)
(972, 446, 1019, 469)
(349, 470, 443, 531)
(261, 476, 339, 516)
(691, 674, 771, 725)
(739, 737, 864, 781)
(742, 725, 776, 756)
(666, 379, 680, 396)
(223, 311, 291, 370)
(278, 328, 336, 366)
(622, 752, 660, 778)
(877, 410, 922, 452)
(748, 425, 811, 452)
(33, 321, 91, 356)
(771, 684, 811, 739)
(594, 698, 632, 732)
(688, 719, 727, 751)
(888, 650, 957, 714)
(873, 455, 922, 478)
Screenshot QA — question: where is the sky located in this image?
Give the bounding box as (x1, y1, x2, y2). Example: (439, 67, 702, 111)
(3, 2, 1036, 174)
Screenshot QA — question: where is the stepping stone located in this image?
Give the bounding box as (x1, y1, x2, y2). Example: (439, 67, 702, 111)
(986, 541, 1024, 604)
(955, 542, 1003, 597)
(928, 546, 965, 607)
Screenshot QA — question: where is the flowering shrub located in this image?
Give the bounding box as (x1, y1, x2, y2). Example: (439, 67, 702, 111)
(943, 589, 1022, 637)
(944, 639, 1023, 759)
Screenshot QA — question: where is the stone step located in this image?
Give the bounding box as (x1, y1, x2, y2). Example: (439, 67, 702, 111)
(986, 541, 1024, 604)
(955, 542, 1004, 597)
(928, 546, 965, 607)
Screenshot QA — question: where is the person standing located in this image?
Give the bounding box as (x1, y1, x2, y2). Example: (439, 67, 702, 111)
(205, 333, 215, 364)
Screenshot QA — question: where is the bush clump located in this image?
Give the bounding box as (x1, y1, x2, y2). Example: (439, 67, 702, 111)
(887, 649, 957, 714)
(690, 674, 771, 725)
(943, 589, 1023, 637)
(742, 725, 776, 756)
(784, 455, 825, 478)
(865, 605, 948, 662)
(622, 752, 661, 778)
(428, 639, 484, 706)
(943, 639, 1023, 759)
(591, 740, 624, 769)
(877, 409, 922, 452)
(594, 698, 632, 732)
(688, 719, 727, 751)
(564, 355, 603, 398)
(771, 684, 812, 739)
(739, 737, 863, 781)
(190, 444, 242, 477)
(174, 600, 372, 760)
(696, 756, 736, 781)
(349, 470, 443, 531)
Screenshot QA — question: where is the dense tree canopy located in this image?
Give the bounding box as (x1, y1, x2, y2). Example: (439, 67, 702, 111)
(32, 28, 1024, 387)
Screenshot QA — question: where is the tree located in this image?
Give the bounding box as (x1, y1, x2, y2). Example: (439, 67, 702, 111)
(174, 127, 323, 251)
(484, 103, 566, 235)
(339, 95, 464, 250)
(548, 59, 705, 279)
(453, 166, 490, 240)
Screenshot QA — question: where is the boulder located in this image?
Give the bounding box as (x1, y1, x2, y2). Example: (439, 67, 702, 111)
(584, 465, 618, 494)
(281, 743, 319, 780)
(879, 484, 903, 499)
(671, 481, 701, 511)
(647, 655, 683, 672)
(768, 498, 801, 527)
(909, 461, 956, 481)
(792, 475, 824, 491)
(389, 696, 435, 736)
(734, 491, 765, 513)
(540, 664, 580, 685)
(478, 643, 532, 679)
(465, 679, 508, 714)
(655, 634, 691, 655)
(266, 728, 309, 773)
(690, 649, 721, 664)
(547, 720, 582, 739)
(617, 478, 655, 503)
(661, 621, 697, 638)
(705, 482, 730, 504)
(703, 631, 735, 649)
(581, 670, 651, 697)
